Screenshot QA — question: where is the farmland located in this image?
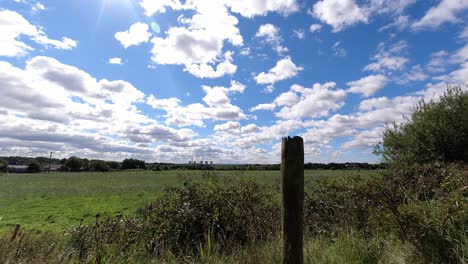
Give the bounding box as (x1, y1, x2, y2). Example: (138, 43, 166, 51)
(0, 169, 368, 233)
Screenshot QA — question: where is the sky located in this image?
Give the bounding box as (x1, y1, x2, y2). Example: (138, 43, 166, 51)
(0, 0, 467, 164)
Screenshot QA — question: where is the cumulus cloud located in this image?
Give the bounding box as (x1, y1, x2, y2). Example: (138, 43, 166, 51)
(312, 0, 368, 32)
(147, 81, 247, 127)
(254, 56, 303, 85)
(347, 74, 387, 97)
(249, 103, 276, 112)
(108, 57, 123, 65)
(276, 82, 346, 119)
(0, 9, 77, 57)
(0, 56, 199, 161)
(255, 23, 288, 53)
(309, 23, 322, 32)
(412, 0, 468, 30)
(115, 22, 151, 48)
(459, 27, 468, 40)
(149, 2, 242, 78)
(364, 41, 409, 73)
(397, 65, 429, 84)
(185, 51, 237, 78)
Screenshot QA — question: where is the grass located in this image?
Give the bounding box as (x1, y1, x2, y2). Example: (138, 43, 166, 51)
(0, 169, 373, 234)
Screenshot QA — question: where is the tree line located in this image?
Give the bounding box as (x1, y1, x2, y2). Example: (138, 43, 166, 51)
(0, 155, 384, 173)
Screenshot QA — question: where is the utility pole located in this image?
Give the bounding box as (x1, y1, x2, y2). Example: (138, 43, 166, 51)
(48, 152, 53, 173)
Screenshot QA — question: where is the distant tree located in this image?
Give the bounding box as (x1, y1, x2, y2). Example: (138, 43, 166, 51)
(106, 161, 121, 170)
(65, 156, 83, 171)
(374, 85, 468, 164)
(89, 160, 109, 172)
(121, 158, 146, 170)
(0, 159, 7, 172)
(27, 160, 41, 173)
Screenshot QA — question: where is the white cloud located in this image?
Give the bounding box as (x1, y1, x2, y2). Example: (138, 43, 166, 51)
(347, 74, 388, 97)
(293, 29, 305, 39)
(147, 81, 247, 127)
(379, 15, 411, 31)
(33, 2, 46, 12)
(185, 51, 237, 78)
(274, 91, 299, 106)
(115, 22, 151, 48)
(256, 23, 280, 42)
(0, 9, 77, 57)
(459, 27, 468, 40)
(397, 65, 429, 84)
(341, 127, 384, 149)
(254, 56, 303, 85)
(309, 23, 322, 32)
(312, 0, 368, 32)
(139, 0, 183, 16)
(0, 56, 202, 161)
(364, 41, 409, 73)
(255, 23, 288, 54)
(427, 50, 450, 73)
(140, 0, 299, 18)
(249, 103, 276, 112)
(332, 41, 346, 57)
(276, 82, 346, 119)
(108, 57, 123, 65)
(214, 121, 241, 134)
(367, 0, 416, 15)
(225, 0, 299, 18)
(149, 2, 242, 78)
(412, 0, 468, 29)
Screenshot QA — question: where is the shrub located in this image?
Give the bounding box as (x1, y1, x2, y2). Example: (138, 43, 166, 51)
(138, 173, 280, 253)
(27, 159, 41, 173)
(374, 85, 468, 164)
(359, 162, 468, 263)
(64, 173, 280, 261)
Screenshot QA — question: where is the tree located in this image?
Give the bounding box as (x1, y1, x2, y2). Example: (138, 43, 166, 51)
(89, 160, 109, 172)
(121, 158, 145, 170)
(65, 156, 83, 171)
(27, 160, 41, 173)
(0, 159, 7, 172)
(374, 86, 468, 164)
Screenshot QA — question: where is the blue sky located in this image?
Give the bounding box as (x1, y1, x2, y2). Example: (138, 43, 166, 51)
(0, 0, 467, 163)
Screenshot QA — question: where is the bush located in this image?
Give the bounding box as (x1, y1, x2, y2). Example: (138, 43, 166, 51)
(137, 173, 280, 253)
(65, 156, 83, 171)
(27, 160, 41, 173)
(89, 160, 110, 172)
(121, 158, 145, 170)
(375, 85, 468, 164)
(63, 173, 280, 261)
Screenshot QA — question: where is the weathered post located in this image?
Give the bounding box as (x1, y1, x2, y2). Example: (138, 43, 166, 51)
(281, 136, 304, 264)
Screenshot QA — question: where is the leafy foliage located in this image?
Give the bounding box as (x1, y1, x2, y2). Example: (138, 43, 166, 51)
(121, 158, 146, 170)
(27, 159, 41, 173)
(375, 85, 468, 164)
(64, 156, 83, 171)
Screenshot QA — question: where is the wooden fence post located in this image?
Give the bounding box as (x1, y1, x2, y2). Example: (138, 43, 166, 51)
(281, 136, 304, 264)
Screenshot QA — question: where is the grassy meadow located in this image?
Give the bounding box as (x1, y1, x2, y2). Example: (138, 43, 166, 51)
(0, 169, 367, 234)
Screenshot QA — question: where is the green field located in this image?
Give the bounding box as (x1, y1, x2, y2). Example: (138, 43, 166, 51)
(0, 170, 368, 234)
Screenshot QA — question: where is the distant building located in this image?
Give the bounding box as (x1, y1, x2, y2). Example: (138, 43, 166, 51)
(40, 164, 61, 172)
(210, 161, 213, 165)
(7, 165, 28, 173)
(189, 161, 192, 165)
(205, 161, 208, 165)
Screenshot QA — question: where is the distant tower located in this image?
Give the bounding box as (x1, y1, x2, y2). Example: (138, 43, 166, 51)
(205, 161, 208, 165)
(210, 161, 213, 165)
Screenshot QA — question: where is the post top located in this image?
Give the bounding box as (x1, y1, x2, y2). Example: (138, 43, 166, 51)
(281, 136, 304, 160)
